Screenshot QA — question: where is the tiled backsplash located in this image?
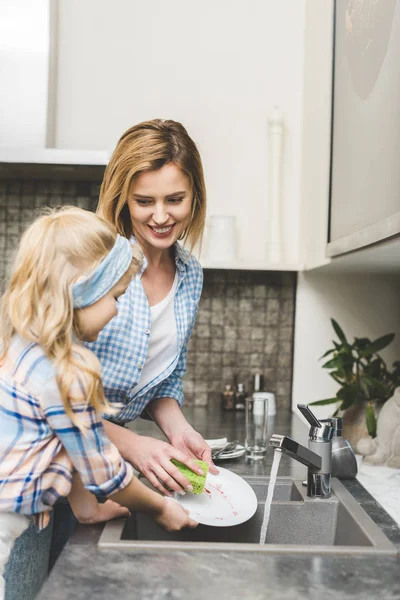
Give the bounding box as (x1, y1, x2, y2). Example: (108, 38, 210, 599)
(0, 180, 296, 411)
(184, 269, 296, 411)
(0, 180, 99, 285)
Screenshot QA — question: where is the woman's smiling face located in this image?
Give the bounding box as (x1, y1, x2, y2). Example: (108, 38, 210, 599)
(127, 163, 193, 253)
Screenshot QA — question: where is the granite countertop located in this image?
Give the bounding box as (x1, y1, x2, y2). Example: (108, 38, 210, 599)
(38, 408, 400, 600)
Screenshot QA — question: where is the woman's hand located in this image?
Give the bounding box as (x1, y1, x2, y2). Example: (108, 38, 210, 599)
(153, 497, 198, 532)
(127, 434, 209, 496)
(146, 398, 219, 477)
(169, 426, 219, 475)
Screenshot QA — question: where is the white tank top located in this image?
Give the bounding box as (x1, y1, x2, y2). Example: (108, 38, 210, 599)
(131, 272, 179, 397)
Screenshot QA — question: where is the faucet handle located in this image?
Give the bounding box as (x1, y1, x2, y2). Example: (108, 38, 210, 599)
(321, 416, 342, 436)
(297, 404, 322, 428)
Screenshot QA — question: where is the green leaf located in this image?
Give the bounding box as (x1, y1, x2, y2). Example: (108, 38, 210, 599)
(322, 354, 354, 370)
(309, 397, 340, 406)
(320, 348, 335, 359)
(331, 372, 346, 385)
(331, 318, 348, 344)
(337, 383, 361, 410)
(354, 338, 372, 351)
(362, 376, 388, 396)
(361, 333, 395, 357)
(366, 358, 384, 379)
(365, 403, 377, 438)
(339, 397, 355, 411)
(334, 367, 353, 382)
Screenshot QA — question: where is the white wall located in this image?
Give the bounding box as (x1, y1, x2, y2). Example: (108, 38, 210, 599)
(55, 0, 306, 264)
(292, 271, 400, 421)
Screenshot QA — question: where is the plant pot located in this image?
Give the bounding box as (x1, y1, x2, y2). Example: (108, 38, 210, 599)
(341, 402, 381, 451)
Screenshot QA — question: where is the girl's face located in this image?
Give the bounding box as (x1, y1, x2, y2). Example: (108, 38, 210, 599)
(127, 163, 193, 253)
(76, 270, 132, 342)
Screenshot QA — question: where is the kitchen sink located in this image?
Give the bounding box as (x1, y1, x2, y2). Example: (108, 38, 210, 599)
(98, 477, 397, 555)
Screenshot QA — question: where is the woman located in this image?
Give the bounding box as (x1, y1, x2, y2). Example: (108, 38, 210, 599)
(89, 119, 218, 495)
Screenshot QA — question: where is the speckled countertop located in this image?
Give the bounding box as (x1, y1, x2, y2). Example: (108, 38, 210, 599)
(37, 408, 400, 600)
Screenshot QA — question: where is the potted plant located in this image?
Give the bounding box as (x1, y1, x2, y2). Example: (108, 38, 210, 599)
(310, 319, 400, 449)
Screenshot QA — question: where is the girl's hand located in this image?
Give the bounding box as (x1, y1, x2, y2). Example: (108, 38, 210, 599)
(68, 472, 130, 524)
(153, 496, 198, 532)
(74, 499, 130, 525)
(127, 435, 208, 496)
(169, 426, 219, 475)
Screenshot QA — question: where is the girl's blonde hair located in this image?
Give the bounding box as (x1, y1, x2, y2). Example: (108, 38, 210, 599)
(97, 119, 207, 252)
(0, 206, 140, 428)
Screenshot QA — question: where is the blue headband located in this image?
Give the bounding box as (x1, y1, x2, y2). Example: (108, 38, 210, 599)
(72, 235, 134, 309)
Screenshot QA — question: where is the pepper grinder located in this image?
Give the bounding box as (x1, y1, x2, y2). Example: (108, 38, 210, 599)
(234, 383, 246, 411)
(220, 384, 235, 412)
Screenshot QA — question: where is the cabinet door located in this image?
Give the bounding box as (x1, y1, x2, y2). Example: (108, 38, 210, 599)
(0, 0, 49, 148)
(328, 0, 400, 257)
(55, 0, 305, 267)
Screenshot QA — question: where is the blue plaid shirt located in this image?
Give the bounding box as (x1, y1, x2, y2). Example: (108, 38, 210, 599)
(0, 335, 133, 529)
(87, 240, 203, 424)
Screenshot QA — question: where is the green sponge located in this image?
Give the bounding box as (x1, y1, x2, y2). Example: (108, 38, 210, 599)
(171, 459, 209, 494)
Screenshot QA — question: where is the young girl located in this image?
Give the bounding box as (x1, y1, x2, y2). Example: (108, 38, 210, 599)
(0, 207, 197, 600)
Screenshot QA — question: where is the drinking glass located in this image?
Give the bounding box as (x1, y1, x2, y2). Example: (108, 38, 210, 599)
(245, 396, 269, 460)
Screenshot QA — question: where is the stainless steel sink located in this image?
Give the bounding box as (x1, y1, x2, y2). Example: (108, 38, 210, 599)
(98, 477, 397, 555)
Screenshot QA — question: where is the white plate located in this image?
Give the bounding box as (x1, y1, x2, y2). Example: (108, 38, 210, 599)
(176, 467, 257, 527)
(205, 437, 228, 449)
(214, 444, 246, 460)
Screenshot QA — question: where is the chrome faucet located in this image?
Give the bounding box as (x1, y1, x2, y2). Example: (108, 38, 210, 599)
(269, 404, 334, 498)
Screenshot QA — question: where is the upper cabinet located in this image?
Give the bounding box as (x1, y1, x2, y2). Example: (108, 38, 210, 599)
(297, 0, 334, 271)
(327, 0, 400, 259)
(0, 0, 50, 148)
(9, 1, 399, 272)
(54, 0, 312, 270)
(0, 0, 335, 271)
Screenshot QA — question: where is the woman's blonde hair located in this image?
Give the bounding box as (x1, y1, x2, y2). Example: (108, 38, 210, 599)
(0, 206, 140, 428)
(98, 119, 207, 252)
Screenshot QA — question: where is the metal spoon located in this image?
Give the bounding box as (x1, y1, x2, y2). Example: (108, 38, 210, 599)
(211, 440, 239, 459)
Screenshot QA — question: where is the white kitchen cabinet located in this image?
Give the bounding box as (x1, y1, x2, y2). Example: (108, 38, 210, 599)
(0, 0, 330, 270)
(301, 0, 400, 274)
(0, 0, 49, 148)
(297, 0, 334, 272)
(327, 0, 400, 259)
(292, 1, 400, 427)
(199, 258, 303, 271)
(13, 1, 397, 273)
(53, 0, 308, 270)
